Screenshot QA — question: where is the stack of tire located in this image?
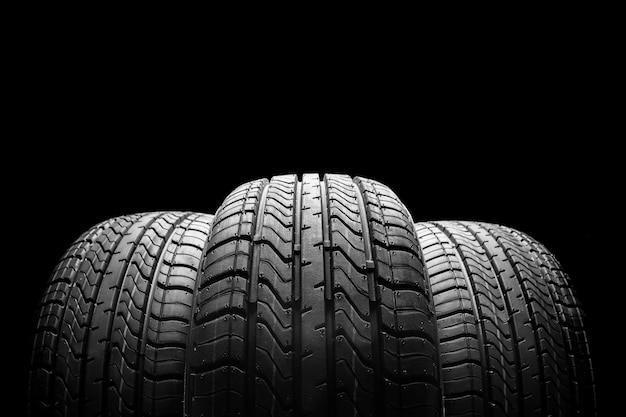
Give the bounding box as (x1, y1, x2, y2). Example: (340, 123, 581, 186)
(29, 174, 596, 416)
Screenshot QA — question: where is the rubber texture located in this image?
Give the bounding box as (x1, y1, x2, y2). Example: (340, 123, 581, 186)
(29, 212, 214, 417)
(187, 174, 442, 417)
(414, 221, 596, 417)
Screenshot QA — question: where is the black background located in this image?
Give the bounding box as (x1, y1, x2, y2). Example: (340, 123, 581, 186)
(8, 22, 618, 415)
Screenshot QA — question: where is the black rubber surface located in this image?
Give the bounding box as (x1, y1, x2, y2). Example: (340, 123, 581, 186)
(187, 174, 442, 417)
(29, 212, 214, 417)
(28, 187, 596, 416)
(415, 221, 596, 417)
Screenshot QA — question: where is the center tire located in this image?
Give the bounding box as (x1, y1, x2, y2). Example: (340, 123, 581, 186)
(186, 174, 442, 417)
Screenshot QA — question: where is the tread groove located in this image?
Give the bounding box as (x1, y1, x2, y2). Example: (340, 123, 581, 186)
(484, 225, 550, 415)
(466, 222, 525, 416)
(353, 177, 384, 417)
(432, 222, 492, 417)
(245, 181, 270, 417)
(292, 178, 303, 417)
(102, 213, 165, 417)
(320, 175, 336, 417)
(136, 212, 191, 415)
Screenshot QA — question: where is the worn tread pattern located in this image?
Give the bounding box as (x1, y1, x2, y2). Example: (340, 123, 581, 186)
(29, 212, 214, 417)
(415, 221, 596, 417)
(187, 174, 441, 417)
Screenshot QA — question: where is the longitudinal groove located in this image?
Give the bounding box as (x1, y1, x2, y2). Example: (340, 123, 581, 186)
(511, 226, 597, 416)
(433, 222, 492, 417)
(508, 227, 571, 410)
(245, 182, 270, 417)
(466, 222, 525, 416)
(498, 225, 573, 415)
(370, 181, 403, 410)
(136, 212, 192, 414)
(320, 175, 336, 417)
(483, 225, 549, 415)
(299, 174, 327, 416)
(97, 213, 164, 417)
(224, 183, 255, 417)
(47, 224, 112, 415)
(292, 178, 303, 417)
(46, 216, 134, 413)
(353, 178, 384, 417)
